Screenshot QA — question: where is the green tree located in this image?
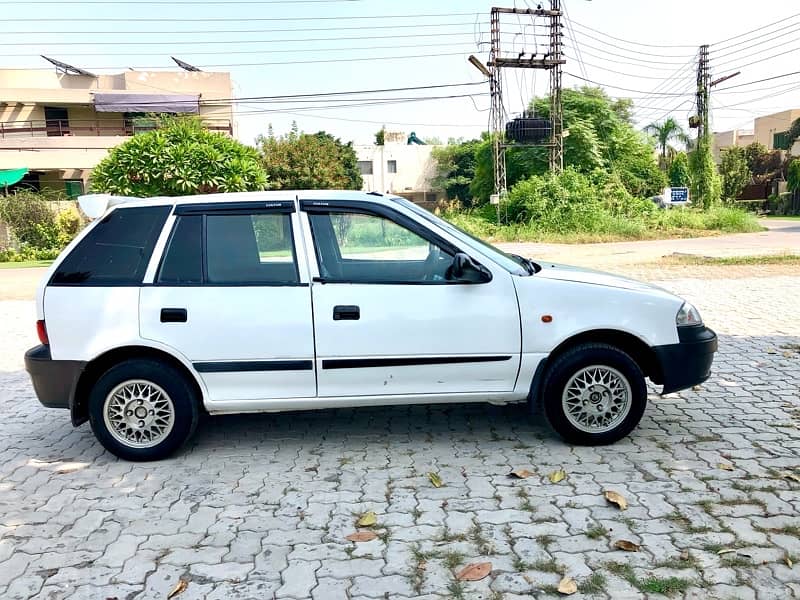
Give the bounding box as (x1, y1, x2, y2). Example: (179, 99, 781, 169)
(744, 141, 783, 181)
(668, 151, 691, 187)
(259, 129, 363, 190)
(375, 127, 385, 146)
(431, 139, 481, 206)
(787, 117, 800, 150)
(719, 146, 751, 203)
(788, 158, 800, 193)
(91, 116, 267, 196)
(689, 132, 721, 209)
(644, 117, 690, 168)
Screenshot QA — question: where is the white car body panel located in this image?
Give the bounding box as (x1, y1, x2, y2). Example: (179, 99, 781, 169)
(35, 190, 696, 419)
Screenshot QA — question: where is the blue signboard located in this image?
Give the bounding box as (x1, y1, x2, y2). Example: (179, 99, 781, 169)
(671, 187, 689, 203)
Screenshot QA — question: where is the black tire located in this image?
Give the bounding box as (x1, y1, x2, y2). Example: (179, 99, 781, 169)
(541, 343, 647, 445)
(88, 359, 200, 461)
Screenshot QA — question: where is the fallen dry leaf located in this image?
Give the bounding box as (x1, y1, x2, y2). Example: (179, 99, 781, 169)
(613, 540, 640, 552)
(786, 556, 793, 568)
(509, 468, 535, 479)
(166, 579, 188, 599)
(548, 469, 567, 484)
(680, 550, 690, 561)
(604, 490, 628, 510)
(557, 576, 578, 595)
(456, 562, 492, 581)
(345, 531, 377, 543)
(428, 472, 443, 488)
(782, 472, 800, 484)
(717, 548, 737, 555)
(717, 463, 735, 471)
(356, 511, 377, 527)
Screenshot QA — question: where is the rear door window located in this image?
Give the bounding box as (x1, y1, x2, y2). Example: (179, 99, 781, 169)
(51, 205, 170, 285)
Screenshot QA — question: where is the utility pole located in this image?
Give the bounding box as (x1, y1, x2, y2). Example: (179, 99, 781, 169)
(549, 0, 564, 173)
(483, 3, 566, 215)
(693, 44, 710, 140)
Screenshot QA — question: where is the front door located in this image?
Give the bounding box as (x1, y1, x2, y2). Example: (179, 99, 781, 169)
(302, 200, 521, 398)
(140, 201, 316, 406)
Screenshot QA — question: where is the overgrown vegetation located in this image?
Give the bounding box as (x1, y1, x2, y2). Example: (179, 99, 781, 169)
(432, 87, 763, 240)
(0, 190, 82, 261)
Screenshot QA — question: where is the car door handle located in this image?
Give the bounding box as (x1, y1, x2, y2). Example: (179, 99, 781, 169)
(160, 308, 187, 323)
(333, 305, 360, 321)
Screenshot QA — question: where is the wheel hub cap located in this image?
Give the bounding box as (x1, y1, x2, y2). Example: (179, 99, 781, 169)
(562, 365, 633, 434)
(103, 380, 175, 449)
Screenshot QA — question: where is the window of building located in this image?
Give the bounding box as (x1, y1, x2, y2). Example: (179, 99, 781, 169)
(773, 131, 790, 150)
(44, 107, 70, 137)
(51, 206, 170, 285)
(357, 161, 374, 175)
(387, 160, 397, 174)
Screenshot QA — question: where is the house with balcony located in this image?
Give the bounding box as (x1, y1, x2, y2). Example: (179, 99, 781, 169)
(0, 67, 234, 197)
(713, 108, 800, 162)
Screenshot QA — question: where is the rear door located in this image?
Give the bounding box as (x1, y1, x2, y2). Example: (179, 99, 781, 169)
(140, 200, 316, 406)
(301, 199, 521, 398)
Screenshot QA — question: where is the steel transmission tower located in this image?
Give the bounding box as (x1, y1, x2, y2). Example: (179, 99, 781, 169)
(487, 2, 565, 206)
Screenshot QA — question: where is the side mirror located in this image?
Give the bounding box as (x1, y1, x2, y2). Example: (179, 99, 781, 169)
(446, 252, 492, 283)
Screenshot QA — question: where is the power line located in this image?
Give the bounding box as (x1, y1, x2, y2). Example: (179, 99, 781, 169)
(711, 11, 800, 46)
(0, 31, 477, 48)
(0, 40, 477, 58)
(565, 35, 696, 65)
(0, 22, 482, 37)
(713, 70, 800, 92)
(561, 51, 696, 80)
(713, 43, 800, 71)
(560, 44, 692, 71)
(569, 18, 698, 49)
(2, 12, 481, 22)
(17, 51, 475, 71)
(711, 21, 800, 57)
(564, 72, 693, 96)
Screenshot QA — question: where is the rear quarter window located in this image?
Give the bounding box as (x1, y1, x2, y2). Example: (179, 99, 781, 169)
(51, 205, 170, 285)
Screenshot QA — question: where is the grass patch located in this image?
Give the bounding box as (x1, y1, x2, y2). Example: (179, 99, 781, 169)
(605, 562, 692, 596)
(470, 523, 494, 556)
(443, 205, 763, 244)
(721, 555, 753, 568)
(580, 572, 607, 594)
(660, 252, 800, 266)
(441, 550, 466, 571)
(585, 525, 608, 540)
(0, 259, 53, 269)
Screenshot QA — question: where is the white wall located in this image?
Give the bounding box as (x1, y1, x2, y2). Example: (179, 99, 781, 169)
(355, 143, 441, 196)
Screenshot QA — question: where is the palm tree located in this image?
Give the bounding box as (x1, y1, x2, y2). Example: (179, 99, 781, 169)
(644, 118, 690, 169)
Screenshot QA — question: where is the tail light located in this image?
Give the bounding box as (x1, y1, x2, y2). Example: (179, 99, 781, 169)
(36, 320, 49, 345)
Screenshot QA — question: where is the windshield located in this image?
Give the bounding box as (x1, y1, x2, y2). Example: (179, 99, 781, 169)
(391, 197, 530, 275)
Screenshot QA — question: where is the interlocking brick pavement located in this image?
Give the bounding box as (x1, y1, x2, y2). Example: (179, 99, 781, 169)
(1, 271, 799, 599)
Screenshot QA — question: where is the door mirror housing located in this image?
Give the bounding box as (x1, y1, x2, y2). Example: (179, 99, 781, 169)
(446, 252, 492, 283)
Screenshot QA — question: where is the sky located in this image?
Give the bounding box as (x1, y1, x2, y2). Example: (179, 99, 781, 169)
(1, 0, 798, 146)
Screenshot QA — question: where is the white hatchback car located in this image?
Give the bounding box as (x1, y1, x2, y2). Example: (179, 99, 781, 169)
(25, 191, 717, 461)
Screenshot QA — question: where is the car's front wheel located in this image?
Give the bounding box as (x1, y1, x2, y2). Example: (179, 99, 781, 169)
(88, 359, 199, 461)
(541, 343, 647, 445)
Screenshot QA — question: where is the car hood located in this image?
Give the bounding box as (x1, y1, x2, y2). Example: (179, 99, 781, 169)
(533, 261, 671, 294)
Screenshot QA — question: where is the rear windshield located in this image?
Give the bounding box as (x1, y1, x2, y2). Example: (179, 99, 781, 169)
(51, 205, 170, 285)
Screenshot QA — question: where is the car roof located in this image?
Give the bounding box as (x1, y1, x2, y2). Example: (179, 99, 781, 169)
(113, 190, 399, 209)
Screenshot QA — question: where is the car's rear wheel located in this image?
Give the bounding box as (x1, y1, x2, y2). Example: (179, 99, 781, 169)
(88, 359, 199, 461)
(541, 343, 647, 445)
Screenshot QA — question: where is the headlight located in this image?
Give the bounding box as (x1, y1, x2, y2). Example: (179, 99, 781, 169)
(676, 301, 703, 327)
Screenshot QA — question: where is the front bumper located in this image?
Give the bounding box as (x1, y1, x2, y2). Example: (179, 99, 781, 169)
(653, 326, 718, 395)
(24, 345, 85, 410)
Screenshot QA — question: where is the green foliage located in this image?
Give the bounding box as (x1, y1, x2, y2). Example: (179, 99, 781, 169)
(469, 87, 665, 203)
(668, 152, 691, 187)
(719, 146, 751, 203)
(375, 127, 385, 146)
(259, 129, 363, 190)
(788, 117, 800, 148)
(431, 140, 481, 206)
(0, 189, 77, 249)
(0, 246, 61, 262)
(689, 132, 721, 209)
(788, 159, 800, 193)
(91, 116, 267, 196)
(644, 117, 689, 164)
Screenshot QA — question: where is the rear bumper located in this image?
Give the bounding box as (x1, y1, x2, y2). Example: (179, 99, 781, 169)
(653, 326, 717, 395)
(24, 345, 85, 410)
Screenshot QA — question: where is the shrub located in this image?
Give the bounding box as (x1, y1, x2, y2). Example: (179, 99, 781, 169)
(0, 190, 63, 249)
